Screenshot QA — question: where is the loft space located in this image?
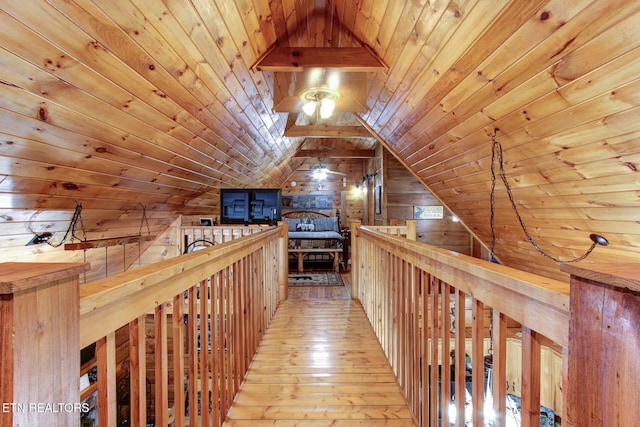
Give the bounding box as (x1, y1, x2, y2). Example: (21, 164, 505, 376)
(1, 1, 639, 282)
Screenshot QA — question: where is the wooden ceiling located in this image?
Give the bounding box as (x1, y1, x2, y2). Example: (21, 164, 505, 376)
(1, 0, 639, 281)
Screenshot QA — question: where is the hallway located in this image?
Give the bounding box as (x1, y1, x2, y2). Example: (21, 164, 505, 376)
(222, 284, 418, 426)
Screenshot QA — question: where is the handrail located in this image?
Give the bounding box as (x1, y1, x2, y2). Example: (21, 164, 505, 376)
(79, 223, 288, 426)
(352, 224, 569, 427)
(180, 224, 268, 251)
(357, 225, 569, 345)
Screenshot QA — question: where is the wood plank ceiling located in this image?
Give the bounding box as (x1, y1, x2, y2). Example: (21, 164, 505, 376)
(1, 0, 639, 281)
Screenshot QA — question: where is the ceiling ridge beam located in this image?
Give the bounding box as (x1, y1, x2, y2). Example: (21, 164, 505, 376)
(294, 149, 375, 158)
(285, 125, 373, 138)
(255, 47, 387, 72)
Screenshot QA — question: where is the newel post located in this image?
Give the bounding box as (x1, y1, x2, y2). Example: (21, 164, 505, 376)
(560, 262, 640, 426)
(405, 220, 417, 240)
(349, 220, 361, 300)
(0, 262, 89, 427)
(277, 222, 288, 302)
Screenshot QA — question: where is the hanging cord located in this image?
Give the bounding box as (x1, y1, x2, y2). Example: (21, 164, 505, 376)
(47, 201, 87, 247)
(138, 203, 151, 236)
(489, 129, 607, 263)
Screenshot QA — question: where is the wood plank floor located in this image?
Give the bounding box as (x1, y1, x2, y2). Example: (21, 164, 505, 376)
(222, 281, 418, 427)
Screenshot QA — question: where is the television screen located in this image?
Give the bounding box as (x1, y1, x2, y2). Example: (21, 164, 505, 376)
(220, 188, 281, 225)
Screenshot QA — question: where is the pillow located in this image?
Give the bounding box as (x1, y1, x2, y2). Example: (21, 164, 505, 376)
(295, 218, 316, 232)
(313, 217, 338, 231)
(283, 218, 300, 232)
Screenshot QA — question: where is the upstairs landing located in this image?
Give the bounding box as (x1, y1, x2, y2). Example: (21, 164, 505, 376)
(222, 290, 417, 426)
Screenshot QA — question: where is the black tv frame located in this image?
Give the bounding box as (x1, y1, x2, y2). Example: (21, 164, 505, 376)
(220, 188, 282, 225)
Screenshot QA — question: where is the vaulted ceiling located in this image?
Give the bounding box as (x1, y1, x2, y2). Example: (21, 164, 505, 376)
(1, 0, 639, 281)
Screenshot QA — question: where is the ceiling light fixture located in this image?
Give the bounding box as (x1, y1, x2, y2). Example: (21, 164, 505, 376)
(300, 86, 340, 119)
(312, 165, 328, 180)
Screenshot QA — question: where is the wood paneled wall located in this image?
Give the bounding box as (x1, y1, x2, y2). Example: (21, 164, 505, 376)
(0, 208, 177, 283)
(365, 146, 476, 255)
(281, 156, 365, 226)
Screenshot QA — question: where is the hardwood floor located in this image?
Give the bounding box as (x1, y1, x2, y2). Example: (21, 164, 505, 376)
(222, 275, 418, 426)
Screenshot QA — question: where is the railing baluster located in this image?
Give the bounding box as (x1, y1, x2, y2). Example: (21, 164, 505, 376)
(129, 316, 147, 427)
(441, 280, 452, 426)
(96, 333, 117, 427)
(492, 309, 507, 427)
(218, 270, 227, 421)
(188, 286, 198, 426)
(211, 272, 221, 427)
(225, 267, 234, 412)
(455, 289, 466, 427)
(471, 298, 485, 427)
(233, 261, 242, 394)
(411, 264, 420, 421)
(421, 271, 430, 427)
(198, 279, 210, 427)
(173, 293, 185, 427)
(521, 326, 541, 427)
(429, 275, 439, 427)
(154, 304, 169, 426)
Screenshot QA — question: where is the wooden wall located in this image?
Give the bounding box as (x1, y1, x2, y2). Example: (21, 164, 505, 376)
(280, 156, 365, 227)
(0, 208, 177, 283)
(364, 146, 476, 256)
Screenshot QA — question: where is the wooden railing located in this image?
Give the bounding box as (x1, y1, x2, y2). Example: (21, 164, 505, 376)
(368, 219, 417, 240)
(350, 223, 570, 427)
(78, 223, 288, 426)
(180, 224, 269, 252)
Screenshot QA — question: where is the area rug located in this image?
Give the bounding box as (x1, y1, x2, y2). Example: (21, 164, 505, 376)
(288, 272, 344, 287)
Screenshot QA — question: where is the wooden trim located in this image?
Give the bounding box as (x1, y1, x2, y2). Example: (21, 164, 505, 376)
(0, 262, 89, 294)
(286, 128, 373, 139)
(282, 210, 332, 218)
(294, 148, 375, 157)
(254, 47, 387, 72)
(560, 262, 640, 292)
(64, 235, 155, 250)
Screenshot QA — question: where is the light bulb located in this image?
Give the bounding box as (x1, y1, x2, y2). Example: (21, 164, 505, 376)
(312, 167, 327, 180)
(319, 98, 335, 119)
(302, 100, 316, 116)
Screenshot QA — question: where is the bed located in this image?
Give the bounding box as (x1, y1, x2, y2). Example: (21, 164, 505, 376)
(282, 210, 344, 272)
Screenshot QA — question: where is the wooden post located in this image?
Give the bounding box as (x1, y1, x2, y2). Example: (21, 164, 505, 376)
(277, 221, 288, 302)
(405, 220, 417, 240)
(349, 220, 361, 300)
(560, 263, 640, 427)
(0, 262, 88, 427)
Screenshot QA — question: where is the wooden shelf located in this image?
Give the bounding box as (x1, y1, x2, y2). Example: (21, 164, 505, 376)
(64, 235, 155, 250)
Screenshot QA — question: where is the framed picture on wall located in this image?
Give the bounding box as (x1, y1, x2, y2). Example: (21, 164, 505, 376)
(375, 185, 382, 215)
(413, 205, 444, 219)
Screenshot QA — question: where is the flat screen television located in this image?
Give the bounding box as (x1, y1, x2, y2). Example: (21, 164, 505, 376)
(220, 188, 282, 225)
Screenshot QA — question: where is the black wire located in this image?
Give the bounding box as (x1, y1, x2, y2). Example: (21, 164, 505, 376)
(47, 201, 87, 247)
(138, 203, 151, 236)
(489, 131, 598, 263)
